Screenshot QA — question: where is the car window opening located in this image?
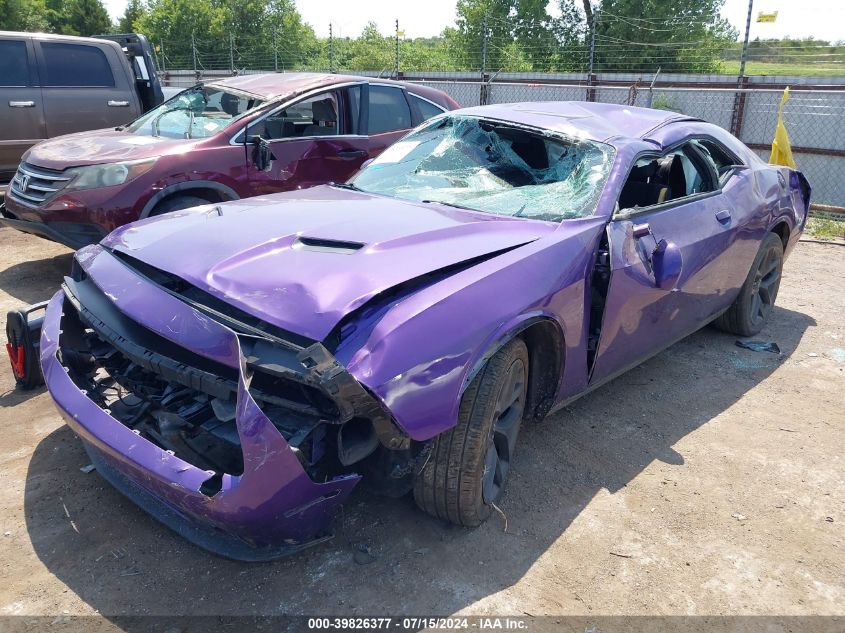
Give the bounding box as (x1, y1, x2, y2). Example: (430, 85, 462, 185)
(352, 116, 614, 222)
(126, 85, 265, 139)
(619, 145, 716, 211)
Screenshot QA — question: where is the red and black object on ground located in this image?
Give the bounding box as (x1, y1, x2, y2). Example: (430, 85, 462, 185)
(6, 302, 48, 390)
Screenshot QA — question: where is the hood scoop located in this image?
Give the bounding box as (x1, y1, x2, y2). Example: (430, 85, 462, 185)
(293, 236, 365, 254)
(105, 186, 560, 341)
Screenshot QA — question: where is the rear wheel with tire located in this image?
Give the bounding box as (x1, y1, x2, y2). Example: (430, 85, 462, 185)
(715, 232, 784, 336)
(150, 195, 211, 216)
(413, 338, 529, 527)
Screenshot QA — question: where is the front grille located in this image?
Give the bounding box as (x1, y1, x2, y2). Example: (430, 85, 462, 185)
(9, 162, 72, 206)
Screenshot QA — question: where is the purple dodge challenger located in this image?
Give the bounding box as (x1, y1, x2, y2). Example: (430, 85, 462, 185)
(37, 102, 810, 559)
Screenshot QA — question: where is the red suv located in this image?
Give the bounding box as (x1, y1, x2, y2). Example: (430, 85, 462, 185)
(1, 73, 458, 249)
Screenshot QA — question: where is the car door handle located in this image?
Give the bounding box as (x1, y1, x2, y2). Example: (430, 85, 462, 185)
(108, 100, 130, 107)
(336, 149, 368, 159)
(715, 209, 732, 224)
(9, 101, 35, 108)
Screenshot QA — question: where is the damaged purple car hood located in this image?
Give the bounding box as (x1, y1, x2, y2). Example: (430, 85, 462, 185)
(103, 186, 556, 341)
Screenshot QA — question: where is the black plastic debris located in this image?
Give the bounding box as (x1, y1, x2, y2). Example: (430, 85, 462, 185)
(353, 543, 377, 565)
(735, 340, 781, 354)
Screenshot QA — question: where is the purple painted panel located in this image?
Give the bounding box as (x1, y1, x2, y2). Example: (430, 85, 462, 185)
(103, 186, 558, 342)
(40, 285, 359, 559)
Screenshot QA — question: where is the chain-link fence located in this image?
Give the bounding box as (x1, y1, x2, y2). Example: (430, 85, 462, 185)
(160, 67, 843, 209)
(465, 79, 845, 209)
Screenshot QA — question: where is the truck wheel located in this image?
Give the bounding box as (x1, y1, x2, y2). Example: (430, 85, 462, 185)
(150, 195, 210, 216)
(715, 232, 784, 337)
(413, 338, 528, 527)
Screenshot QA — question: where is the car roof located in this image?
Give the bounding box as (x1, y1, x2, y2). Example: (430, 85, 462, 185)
(208, 72, 413, 101)
(0, 30, 124, 49)
(452, 101, 699, 144)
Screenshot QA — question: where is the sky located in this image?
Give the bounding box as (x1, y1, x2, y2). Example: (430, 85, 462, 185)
(101, 0, 845, 43)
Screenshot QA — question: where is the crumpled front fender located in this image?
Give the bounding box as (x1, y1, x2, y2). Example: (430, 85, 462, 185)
(40, 250, 361, 560)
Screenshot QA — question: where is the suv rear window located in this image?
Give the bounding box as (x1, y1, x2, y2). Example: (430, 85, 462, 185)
(411, 94, 445, 122)
(40, 43, 115, 87)
(368, 85, 411, 135)
(0, 41, 30, 87)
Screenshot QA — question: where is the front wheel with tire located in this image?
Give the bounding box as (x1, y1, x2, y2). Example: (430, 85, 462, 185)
(715, 232, 784, 336)
(413, 338, 529, 527)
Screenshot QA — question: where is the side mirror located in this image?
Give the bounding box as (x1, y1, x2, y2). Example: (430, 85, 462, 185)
(250, 135, 275, 171)
(652, 239, 683, 291)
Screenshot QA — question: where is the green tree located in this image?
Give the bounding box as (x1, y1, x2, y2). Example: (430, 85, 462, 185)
(347, 22, 393, 71)
(0, 0, 50, 31)
(136, 0, 223, 67)
(44, 0, 66, 32)
(446, 0, 513, 71)
(118, 0, 147, 32)
(137, 0, 317, 70)
(49, 0, 112, 35)
(445, 0, 588, 72)
(594, 0, 737, 72)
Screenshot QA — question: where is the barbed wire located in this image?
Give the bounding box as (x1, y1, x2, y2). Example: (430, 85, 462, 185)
(150, 21, 845, 76)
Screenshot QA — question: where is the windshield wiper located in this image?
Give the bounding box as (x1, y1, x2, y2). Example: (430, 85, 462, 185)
(331, 182, 361, 191)
(421, 199, 473, 211)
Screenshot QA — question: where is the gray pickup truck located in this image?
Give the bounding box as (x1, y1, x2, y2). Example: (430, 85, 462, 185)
(0, 31, 164, 183)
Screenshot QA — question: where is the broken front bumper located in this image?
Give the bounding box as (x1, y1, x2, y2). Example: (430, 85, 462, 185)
(39, 258, 361, 560)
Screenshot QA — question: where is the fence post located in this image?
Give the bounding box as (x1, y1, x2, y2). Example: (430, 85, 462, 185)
(646, 67, 661, 108)
(329, 23, 334, 73)
(395, 19, 401, 79)
(480, 14, 488, 105)
(273, 25, 278, 72)
(730, 0, 753, 137)
(737, 0, 753, 80)
(229, 33, 235, 74)
(191, 33, 198, 78)
(586, 7, 597, 102)
(731, 76, 750, 138)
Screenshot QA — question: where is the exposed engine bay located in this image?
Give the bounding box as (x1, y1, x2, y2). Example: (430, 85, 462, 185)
(57, 265, 426, 498)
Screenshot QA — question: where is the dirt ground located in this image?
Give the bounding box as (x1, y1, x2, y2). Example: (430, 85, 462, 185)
(0, 227, 842, 627)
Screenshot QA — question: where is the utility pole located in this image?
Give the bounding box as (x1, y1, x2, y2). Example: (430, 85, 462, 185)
(395, 19, 400, 79)
(272, 24, 278, 72)
(329, 23, 334, 73)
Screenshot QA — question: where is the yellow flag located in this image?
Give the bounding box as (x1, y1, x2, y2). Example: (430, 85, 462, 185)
(769, 87, 796, 169)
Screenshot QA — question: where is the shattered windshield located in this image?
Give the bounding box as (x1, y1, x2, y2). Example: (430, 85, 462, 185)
(126, 86, 266, 139)
(352, 115, 614, 221)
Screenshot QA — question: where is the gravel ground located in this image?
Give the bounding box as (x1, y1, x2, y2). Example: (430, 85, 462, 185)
(0, 227, 842, 628)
